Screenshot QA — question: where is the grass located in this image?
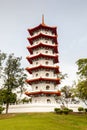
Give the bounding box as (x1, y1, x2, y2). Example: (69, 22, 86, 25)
(0, 113, 87, 130)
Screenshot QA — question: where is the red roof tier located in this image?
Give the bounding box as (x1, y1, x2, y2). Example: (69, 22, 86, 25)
(27, 33, 58, 45)
(26, 65, 59, 74)
(26, 77, 60, 85)
(25, 90, 61, 96)
(26, 53, 58, 64)
(27, 42, 58, 54)
(28, 24, 57, 36)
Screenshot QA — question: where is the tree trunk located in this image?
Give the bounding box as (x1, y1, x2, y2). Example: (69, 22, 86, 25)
(6, 102, 9, 114)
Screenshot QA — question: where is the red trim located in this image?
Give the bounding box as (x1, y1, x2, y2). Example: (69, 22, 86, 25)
(26, 77, 60, 85)
(28, 24, 57, 36)
(27, 33, 58, 45)
(26, 53, 58, 64)
(27, 42, 58, 54)
(25, 90, 61, 96)
(26, 65, 59, 74)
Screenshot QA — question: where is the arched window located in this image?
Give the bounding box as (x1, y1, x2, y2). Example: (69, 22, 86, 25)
(36, 62, 38, 65)
(46, 85, 50, 90)
(45, 40, 48, 43)
(46, 73, 49, 77)
(45, 61, 48, 65)
(45, 50, 48, 53)
(36, 73, 38, 77)
(47, 99, 51, 103)
(36, 86, 38, 90)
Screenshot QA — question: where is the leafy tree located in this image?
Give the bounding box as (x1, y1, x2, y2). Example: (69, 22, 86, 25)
(0, 50, 6, 77)
(76, 80, 87, 105)
(0, 52, 27, 113)
(76, 58, 87, 80)
(0, 89, 17, 105)
(76, 58, 87, 106)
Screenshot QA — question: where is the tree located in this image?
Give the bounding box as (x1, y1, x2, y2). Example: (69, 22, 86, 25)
(76, 58, 87, 106)
(76, 80, 87, 106)
(76, 58, 87, 80)
(0, 50, 6, 78)
(0, 89, 17, 105)
(1, 53, 27, 113)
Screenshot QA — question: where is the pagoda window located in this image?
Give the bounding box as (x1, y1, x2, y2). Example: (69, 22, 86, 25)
(45, 40, 48, 43)
(36, 73, 38, 77)
(36, 62, 38, 65)
(45, 31, 47, 34)
(36, 86, 38, 90)
(45, 50, 48, 54)
(47, 99, 51, 103)
(45, 61, 49, 65)
(46, 73, 49, 77)
(46, 85, 50, 90)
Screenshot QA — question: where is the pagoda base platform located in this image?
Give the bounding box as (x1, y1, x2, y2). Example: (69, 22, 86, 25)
(3, 103, 81, 113)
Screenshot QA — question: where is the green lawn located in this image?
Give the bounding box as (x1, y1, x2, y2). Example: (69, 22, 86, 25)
(0, 113, 87, 130)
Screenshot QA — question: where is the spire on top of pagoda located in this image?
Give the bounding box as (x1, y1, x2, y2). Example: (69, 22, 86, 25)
(42, 14, 45, 25)
(28, 15, 57, 36)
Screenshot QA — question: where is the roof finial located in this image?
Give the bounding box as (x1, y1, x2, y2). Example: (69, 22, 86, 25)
(42, 14, 45, 25)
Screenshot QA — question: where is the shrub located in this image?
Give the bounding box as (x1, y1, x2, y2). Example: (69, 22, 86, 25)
(0, 106, 5, 114)
(84, 108, 87, 112)
(54, 108, 63, 114)
(78, 107, 84, 112)
(69, 109, 73, 112)
(62, 108, 69, 115)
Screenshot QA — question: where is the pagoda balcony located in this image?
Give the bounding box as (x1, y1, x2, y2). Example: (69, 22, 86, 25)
(26, 64, 59, 74)
(26, 77, 60, 85)
(26, 53, 58, 64)
(28, 23, 57, 36)
(25, 90, 61, 97)
(27, 33, 58, 45)
(27, 42, 58, 54)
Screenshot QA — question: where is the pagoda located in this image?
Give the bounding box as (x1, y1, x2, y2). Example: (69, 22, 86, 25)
(25, 16, 61, 104)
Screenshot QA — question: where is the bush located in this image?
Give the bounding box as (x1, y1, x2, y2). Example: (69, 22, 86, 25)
(78, 107, 84, 112)
(0, 106, 5, 114)
(54, 108, 63, 114)
(69, 109, 73, 112)
(62, 108, 69, 115)
(84, 108, 87, 112)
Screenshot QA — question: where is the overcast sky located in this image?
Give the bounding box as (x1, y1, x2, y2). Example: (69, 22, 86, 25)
(0, 0, 87, 86)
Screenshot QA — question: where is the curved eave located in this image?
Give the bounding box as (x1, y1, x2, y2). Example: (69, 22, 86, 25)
(27, 43, 58, 54)
(25, 90, 61, 96)
(28, 24, 57, 36)
(26, 77, 60, 85)
(26, 65, 59, 74)
(26, 53, 58, 64)
(27, 33, 58, 45)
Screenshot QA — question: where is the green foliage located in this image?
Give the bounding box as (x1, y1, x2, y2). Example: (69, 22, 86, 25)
(0, 89, 17, 104)
(54, 108, 63, 114)
(0, 52, 27, 113)
(0, 106, 5, 114)
(76, 80, 87, 105)
(76, 58, 87, 80)
(54, 107, 73, 115)
(84, 108, 87, 112)
(76, 58, 87, 106)
(78, 107, 84, 112)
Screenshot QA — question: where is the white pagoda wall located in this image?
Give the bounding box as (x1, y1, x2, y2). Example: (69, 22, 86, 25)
(32, 70, 57, 78)
(33, 48, 53, 55)
(32, 96, 56, 104)
(32, 58, 54, 66)
(31, 82, 57, 91)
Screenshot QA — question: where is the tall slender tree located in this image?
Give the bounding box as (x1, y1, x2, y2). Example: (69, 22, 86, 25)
(0, 52, 27, 113)
(76, 58, 87, 106)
